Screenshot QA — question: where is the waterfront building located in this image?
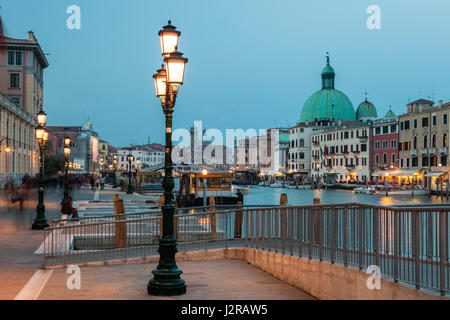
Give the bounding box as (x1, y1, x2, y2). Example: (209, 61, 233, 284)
(311, 122, 371, 183)
(371, 110, 399, 172)
(0, 31, 49, 186)
(47, 118, 99, 173)
(98, 139, 109, 170)
(398, 99, 450, 177)
(117, 145, 164, 171)
(287, 123, 316, 182)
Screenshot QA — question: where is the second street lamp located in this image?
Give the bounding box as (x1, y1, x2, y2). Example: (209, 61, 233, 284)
(127, 154, 134, 194)
(32, 109, 49, 230)
(148, 21, 188, 296)
(112, 155, 118, 188)
(63, 137, 71, 203)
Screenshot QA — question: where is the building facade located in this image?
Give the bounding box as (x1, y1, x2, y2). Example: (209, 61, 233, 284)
(311, 123, 371, 183)
(0, 31, 48, 186)
(288, 123, 315, 181)
(398, 99, 449, 172)
(372, 113, 399, 172)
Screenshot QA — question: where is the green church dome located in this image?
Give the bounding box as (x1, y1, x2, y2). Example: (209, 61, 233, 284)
(300, 55, 355, 123)
(385, 108, 396, 118)
(356, 99, 377, 120)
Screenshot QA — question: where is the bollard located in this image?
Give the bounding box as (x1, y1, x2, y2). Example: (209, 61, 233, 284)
(234, 201, 243, 239)
(209, 196, 216, 241)
(114, 199, 127, 248)
(280, 194, 288, 248)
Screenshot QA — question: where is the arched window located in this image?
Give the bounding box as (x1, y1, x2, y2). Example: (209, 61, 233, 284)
(392, 153, 396, 164)
(443, 133, 448, 147)
(299, 139, 304, 147)
(423, 134, 428, 148)
(383, 153, 387, 164)
(432, 134, 437, 148)
(300, 152, 305, 159)
(413, 136, 417, 149)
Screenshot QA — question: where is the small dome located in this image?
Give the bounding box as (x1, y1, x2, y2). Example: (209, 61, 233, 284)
(321, 65, 335, 75)
(385, 109, 396, 118)
(356, 99, 377, 121)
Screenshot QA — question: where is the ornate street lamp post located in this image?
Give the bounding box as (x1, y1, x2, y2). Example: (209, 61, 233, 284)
(127, 154, 134, 194)
(148, 20, 188, 296)
(32, 109, 49, 230)
(63, 137, 71, 203)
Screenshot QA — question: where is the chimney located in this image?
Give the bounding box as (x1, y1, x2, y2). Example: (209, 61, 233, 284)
(439, 100, 443, 108)
(28, 31, 37, 42)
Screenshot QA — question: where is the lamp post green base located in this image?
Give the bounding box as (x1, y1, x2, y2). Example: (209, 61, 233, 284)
(147, 238, 186, 296)
(32, 203, 49, 230)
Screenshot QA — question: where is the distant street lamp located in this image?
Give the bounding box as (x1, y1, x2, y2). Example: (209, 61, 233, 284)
(112, 155, 118, 188)
(63, 137, 71, 202)
(32, 109, 49, 230)
(127, 154, 134, 194)
(148, 20, 188, 296)
(202, 169, 208, 207)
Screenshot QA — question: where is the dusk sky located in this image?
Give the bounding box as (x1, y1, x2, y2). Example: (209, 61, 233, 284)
(2, 0, 450, 147)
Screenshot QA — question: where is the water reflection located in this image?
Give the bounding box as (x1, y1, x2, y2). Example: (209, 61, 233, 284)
(243, 186, 448, 206)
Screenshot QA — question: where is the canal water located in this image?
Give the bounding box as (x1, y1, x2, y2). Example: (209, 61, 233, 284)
(239, 185, 450, 207)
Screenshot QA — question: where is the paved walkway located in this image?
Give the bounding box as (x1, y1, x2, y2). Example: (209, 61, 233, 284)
(38, 259, 315, 300)
(0, 184, 158, 300)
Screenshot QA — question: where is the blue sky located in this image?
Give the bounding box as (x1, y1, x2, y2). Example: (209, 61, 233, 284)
(2, 0, 450, 146)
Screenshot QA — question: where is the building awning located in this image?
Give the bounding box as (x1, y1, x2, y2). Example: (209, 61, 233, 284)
(424, 171, 448, 177)
(372, 169, 422, 177)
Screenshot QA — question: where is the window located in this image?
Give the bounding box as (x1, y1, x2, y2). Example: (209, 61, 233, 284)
(16, 52, 23, 65)
(413, 136, 417, 149)
(400, 122, 404, 130)
(8, 95, 20, 105)
(444, 114, 448, 125)
(406, 158, 410, 167)
(391, 124, 397, 133)
(404, 120, 410, 130)
(9, 73, 20, 88)
(391, 140, 397, 149)
(392, 153, 396, 164)
(299, 139, 304, 147)
(422, 117, 429, 128)
(375, 155, 379, 164)
(423, 135, 428, 148)
(383, 126, 389, 134)
(413, 119, 418, 129)
(382, 140, 388, 149)
(443, 133, 448, 147)
(432, 115, 437, 126)
(7, 51, 22, 65)
(375, 127, 381, 135)
(422, 156, 429, 167)
(382, 153, 387, 164)
(401, 158, 404, 168)
(374, 141, 380, 149)
(361, 144, 367, 152)
(432, 134, 436, 148)
(412, 157, 418, 167)
(8, 52, 15, 65)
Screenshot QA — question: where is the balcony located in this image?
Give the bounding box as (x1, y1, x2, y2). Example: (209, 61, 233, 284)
(440, 147, 448, 154)
(429, 148, 436, 154)
(421, 148, 428, 155)
(313, 141, 320, 146)
(411, 149, 417, 156)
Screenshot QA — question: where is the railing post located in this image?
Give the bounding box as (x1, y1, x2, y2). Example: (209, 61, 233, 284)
(261, 209, 265, 251)
(234, 202, 243, 239)
(343, 206, 348, 267)
(330, 207, 336, 264)
(318, 208, 323, 262)
(413, 211, 421, 290)
(281, 207, 286, 255)
(439, 211, 446, 296)
(290, 208, 294, 256)
(209, 196, 216, 241)
(394, 210, 399, 283)
(373, 208, 380, 269)
(358, 207, 363, 270)
(245, 210, 249, 249)
(297, 208, 302, 258)
(308, 208, 312, 260)
(275, 209, 279, 253)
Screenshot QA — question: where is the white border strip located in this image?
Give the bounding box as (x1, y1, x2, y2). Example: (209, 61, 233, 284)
(14, 270, 53, 300)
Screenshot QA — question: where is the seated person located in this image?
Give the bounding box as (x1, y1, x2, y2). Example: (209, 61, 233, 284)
(61, 196, 79, 220)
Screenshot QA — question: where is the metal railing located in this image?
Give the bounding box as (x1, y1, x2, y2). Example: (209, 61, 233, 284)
(42, 203, 450, 297)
